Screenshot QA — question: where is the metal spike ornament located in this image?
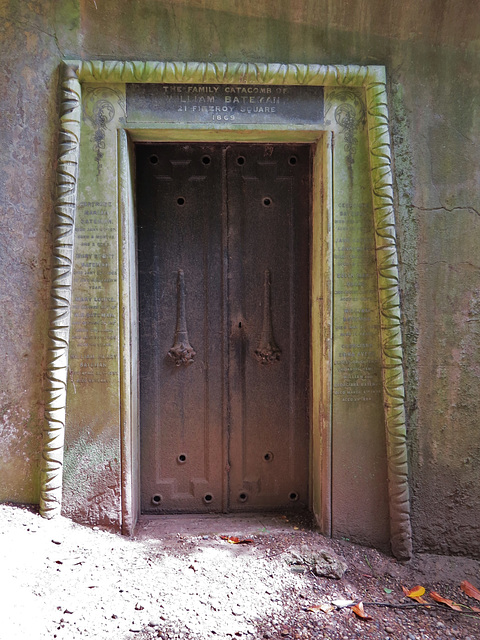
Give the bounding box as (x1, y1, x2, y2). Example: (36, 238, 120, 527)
(254, 269, 281, 364)
(168, 269, 196, 366)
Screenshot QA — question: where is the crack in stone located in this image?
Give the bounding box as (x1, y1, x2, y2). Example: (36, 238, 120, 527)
(412, 205, 480, 217)
(7, 16, 65, 57)
(170, 9, 182, 59)
(418, 261, 480, 268)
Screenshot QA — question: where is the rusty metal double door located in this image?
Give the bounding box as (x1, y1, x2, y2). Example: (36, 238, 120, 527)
(137, 143, 311, 514)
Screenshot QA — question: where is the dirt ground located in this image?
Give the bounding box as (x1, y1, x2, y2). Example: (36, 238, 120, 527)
(2, 503, 480, 639)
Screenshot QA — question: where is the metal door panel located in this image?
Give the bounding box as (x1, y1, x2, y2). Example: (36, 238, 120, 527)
(137, 144, 225, 513)
(138, 143, 311, 514)
(226, 145, 311, 510)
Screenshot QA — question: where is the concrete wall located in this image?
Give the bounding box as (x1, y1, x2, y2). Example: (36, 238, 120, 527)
(1, 0, 479, 556)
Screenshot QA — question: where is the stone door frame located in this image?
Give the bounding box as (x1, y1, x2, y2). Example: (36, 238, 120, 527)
(121, 128, 328, 534)
(41, 61, 412, 560)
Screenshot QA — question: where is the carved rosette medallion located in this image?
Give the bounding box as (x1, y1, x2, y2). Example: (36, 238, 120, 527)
(326, 89, 366, 167)
(83, 86, 125, 176)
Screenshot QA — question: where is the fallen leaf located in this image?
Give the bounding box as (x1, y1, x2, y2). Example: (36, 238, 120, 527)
(429, 591, 463, 612)
(351, 602, 372, 620)
(220, 535, 254, 544)
(402, 585, 428, 604)
(470, 606, 480, 613)
(404, 585, 425, 598)
(461, 580, 480, 602)
(307, 603, 335, 613)
(383, 588, 393, 594)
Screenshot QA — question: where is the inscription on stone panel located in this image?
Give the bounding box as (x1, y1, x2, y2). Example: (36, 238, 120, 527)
(69, 201, 118, 388)
(126, 84, 324, 125)
(334, 201, 382, 404)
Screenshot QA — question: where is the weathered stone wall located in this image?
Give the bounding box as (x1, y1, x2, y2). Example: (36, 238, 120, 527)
(1, 0, 479, 556)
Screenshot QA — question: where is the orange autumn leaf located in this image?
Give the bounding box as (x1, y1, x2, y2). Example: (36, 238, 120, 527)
(220, 535, 253, 544)
(429, 591, 463, 612)
(351, 602, 372, 620)
(404, 585, 426, 598)
(402, 585, 428, 604)
(470, 606, 480, 613)
(461, 580, 480, 602)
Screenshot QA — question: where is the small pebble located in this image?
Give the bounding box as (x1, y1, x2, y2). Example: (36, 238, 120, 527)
(290, 566, 305, 573)
(385, 628, 394, 634)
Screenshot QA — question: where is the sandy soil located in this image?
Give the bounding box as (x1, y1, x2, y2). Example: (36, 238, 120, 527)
(2, 503, 480, 639)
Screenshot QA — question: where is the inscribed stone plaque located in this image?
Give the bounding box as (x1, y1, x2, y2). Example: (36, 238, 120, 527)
(325, 87, 390, 547)
(64, 84, 126, 527)
(126, 84, 324, 125)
